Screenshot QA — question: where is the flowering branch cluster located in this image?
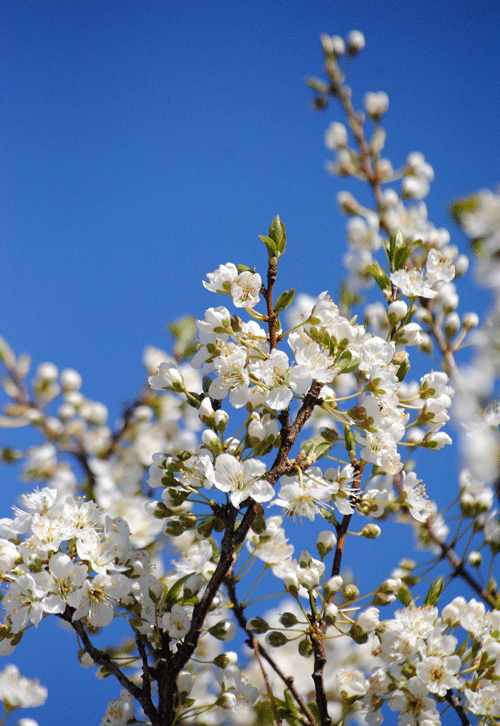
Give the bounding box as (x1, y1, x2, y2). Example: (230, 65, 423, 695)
(0, 29, 500, 726)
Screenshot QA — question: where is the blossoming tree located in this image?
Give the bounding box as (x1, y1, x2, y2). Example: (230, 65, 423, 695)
(1, 29, 500, 726)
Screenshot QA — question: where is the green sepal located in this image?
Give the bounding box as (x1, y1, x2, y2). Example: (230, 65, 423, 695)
(370, 126, 386, 155)
(247, 616, 269, 633)
(307, 326, 337, 355)
(367, 262, 391, 293)
(305, 76, 330, 94)
(274, 288, 295, 314)
(389, 227, 405, 263)
(298, 636, 313, 657)
(266, 631, 288, 647)
(424, 577, 444, 606)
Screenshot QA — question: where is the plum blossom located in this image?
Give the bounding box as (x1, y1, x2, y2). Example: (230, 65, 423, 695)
(212, 454, 273, 508)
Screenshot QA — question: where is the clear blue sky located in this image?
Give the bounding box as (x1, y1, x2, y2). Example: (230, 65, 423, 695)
(2, 1, 500, 724)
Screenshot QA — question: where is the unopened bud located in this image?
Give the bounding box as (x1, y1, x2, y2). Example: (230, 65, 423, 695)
(346, 30, 365, 55)
(360, 523, 381, 539)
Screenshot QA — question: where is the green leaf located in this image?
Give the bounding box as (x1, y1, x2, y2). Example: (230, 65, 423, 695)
(424, 577, 444, 606)
(336, 349, 360, 373)
(259, 234, 278, 258)
(274, 288, 295, 314)
(168, 316, 198, 361)
(396, 586, 413, 606)
(164, 574, 192, 609)
(367, 263, 391, 293)
(300, 435, 333, 460)
(394, 245, 411, 272)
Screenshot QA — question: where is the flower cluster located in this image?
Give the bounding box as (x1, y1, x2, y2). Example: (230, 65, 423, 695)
(0, 27, 499, 726)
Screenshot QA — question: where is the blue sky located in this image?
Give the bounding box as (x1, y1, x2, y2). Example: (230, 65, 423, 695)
(2, 1, 500, 724)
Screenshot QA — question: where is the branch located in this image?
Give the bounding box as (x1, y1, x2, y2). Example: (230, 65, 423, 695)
(424, 522, 497, 607)
(330, 463, 364, 581)
(172, 380, 324, 674)
(60, 608, 159, 725)
(445, 689, 471, 726)
(308, 616, 331, 726)
(225, 570, 319, 726)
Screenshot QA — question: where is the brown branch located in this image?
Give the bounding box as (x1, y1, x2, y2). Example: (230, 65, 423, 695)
(330, 463, 364, 582)
(171, 380, 324, 675)
(309, 616, 331, 726)
(60, 608, 159, 725)
(424, 521, 496, 607)
(225, 570, 319, 726)
(445, 689, 471, 726)
(264, 259, 279, 350)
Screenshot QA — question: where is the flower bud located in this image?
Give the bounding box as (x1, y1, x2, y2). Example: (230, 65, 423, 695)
(214, 410, 229, 432)
(444, 312, 461, 338)
(247, 617, 269, 634)
(177, 671, 194, 695)
(208, 620, 236, 642)
(213, 652, 238, 668)
(462, 312, 479, 330)
(360, 523, 381, 539)
(387, 300, 408, 325)
(325, 122, 348, 150)
(364, 92, 389, 121)
(324, 602, 339, 625)
(347, 30, 365, 55)
(316, 530, 337, 557)
(324, 575, 343, 598)
(36, 362, 59, 382)
(337, 191, 360, 215)
(60, 368, 82, 392)
(279, 612, 299, 628)
(468, 550, 482, 567)
(355, 607, 380, 633)
(454, 254, 469, 277)
(343, 583, 359, 601)
(201, 429, 222, 453)
(265, 631, 288, 647)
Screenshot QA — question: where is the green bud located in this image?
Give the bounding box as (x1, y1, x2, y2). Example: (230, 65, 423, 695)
(298, 637, 313, 657)
(343, 424, 356, 454)
(279, 612, 299, 628)
(349, 624, 368, 644)
(265, 631, 288, 647)
(360, 524, 381, 539)
(343, 584, 359, 601)
(247, 616, 269, 633)
(424, 577, 444, 607)
(268, 215, 287, 256)
(396, 586, 413, 607)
